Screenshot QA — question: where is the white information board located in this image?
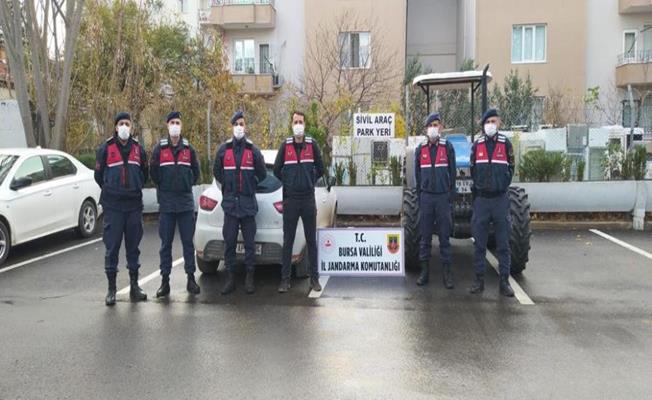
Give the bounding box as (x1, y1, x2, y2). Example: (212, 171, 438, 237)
(318, 228, 404, 277)
(353, 113, 395, 138)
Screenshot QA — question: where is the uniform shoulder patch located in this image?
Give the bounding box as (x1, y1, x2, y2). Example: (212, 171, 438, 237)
(106, 136, 115, 143)
(285, 137, 294, 143)
(438, 138, 447, 145)
(182, 138, 189, 146)
(476, 137, 485, 144)
(497, 135, 506, 143)
(131, 137, 139, 143)
(160, 138, 169, 147)
(305, 137, 313, 143)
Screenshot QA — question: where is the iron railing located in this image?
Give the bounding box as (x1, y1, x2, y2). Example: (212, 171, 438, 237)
(210, 0, 275, 7)
(617, 49, 652, 66)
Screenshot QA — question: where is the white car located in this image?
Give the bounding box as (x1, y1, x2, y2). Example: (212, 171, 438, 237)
(194, 149, 337, 277)
(0, 148, 102, 265)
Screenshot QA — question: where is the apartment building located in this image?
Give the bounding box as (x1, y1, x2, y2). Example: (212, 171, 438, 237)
(163, 0, 405, 101)
(590, 0, 652, 130)
(475, 0, 587, 102)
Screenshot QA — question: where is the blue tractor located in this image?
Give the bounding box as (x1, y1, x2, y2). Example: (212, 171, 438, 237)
(402, 67, 532, 274)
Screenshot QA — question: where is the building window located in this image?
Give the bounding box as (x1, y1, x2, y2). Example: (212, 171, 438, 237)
(622, 99, 640, 128)
(234, 39, 255, 74)
(512, 24, 546, 63)
(339, 32, 371, 69)
(623, 30, 637, 62)
(259, 44, 272, 74)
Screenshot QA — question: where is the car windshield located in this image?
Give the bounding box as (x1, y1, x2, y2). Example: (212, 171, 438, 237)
(257, 166, 282, 194)
(0, 154, 19, 186)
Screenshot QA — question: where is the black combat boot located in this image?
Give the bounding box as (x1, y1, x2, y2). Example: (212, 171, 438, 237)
(129, 271, 147, 302)
(105, 271, 117, 306)
(442, 264, 454, 289)
(499, 275, 515, 297)
(416, 260, 429, 286)
(469, 275, 485, 294)
(310, 277, 322, 292)
(221, 271, 236, 295)
(187, 273, 200, 295)
(244, 269, 255, 294)
(156, 274, 170, 298)
(277, 278, 291, 293)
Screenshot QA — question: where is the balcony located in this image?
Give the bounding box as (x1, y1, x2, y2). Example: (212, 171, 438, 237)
(619, 0, 652, 14)
(201, 0, 275, 30)
(231, 74, 278, 95)
(616, 50, 652, 87)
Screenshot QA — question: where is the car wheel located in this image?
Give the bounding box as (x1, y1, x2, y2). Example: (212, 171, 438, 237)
(76, 200, 97, 238)
(293, 253, 310, 278)
(197, 256, 219, 275)
(0, 220, 10, 266)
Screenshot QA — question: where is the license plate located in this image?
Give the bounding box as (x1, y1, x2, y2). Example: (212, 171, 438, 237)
(236, 243, 262, 255)
(456, 179, 473, 194)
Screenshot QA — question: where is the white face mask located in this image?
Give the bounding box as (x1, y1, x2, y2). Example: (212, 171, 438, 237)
(484, 123, 498, 137)
(426, 126, 439, 140)
(168, 124, 181, 139)
(292, 124, 305, 137)
(117, 125, 131, 141)
(233, 125, 245, 140)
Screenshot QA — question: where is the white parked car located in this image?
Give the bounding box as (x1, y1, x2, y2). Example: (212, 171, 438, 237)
(0, 148, 102, 265)
(194, 150, 337, 277)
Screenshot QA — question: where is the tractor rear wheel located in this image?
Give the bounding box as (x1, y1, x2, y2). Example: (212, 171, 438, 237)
(402, 188, 421, 271)
(508, 186, 531, 275)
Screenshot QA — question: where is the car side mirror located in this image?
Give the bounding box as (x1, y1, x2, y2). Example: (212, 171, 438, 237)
(10, 176, 32, 191)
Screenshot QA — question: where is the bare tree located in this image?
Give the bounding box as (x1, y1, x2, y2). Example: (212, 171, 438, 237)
(543, 85, 585, 128)
(584, 83, 626, 127)
(0, 0, 36, 146)
(0, 0, 84, 149)
(303, 11, 401, 142)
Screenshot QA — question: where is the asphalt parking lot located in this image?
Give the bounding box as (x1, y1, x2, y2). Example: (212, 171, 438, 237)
(1, 223, 651, 399)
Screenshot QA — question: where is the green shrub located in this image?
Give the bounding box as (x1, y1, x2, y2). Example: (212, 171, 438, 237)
(519, 149, 569, 182)
(603, 143, 647, 180)
(576, 159, 586, 182)
(629, 145, 648, 180)
(75, 152, 96, 170)
(348, 159, 357, 186)
(334, 161, 347, 186)
(389, 156, 402, 186)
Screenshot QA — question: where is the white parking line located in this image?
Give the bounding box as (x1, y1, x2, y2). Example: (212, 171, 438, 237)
(589, 229, 652, 260)
(116, 257, 184, 295)
(0, 238, 103, 275)
(308, 276, 330, 298)
(486, 251, 535, 305)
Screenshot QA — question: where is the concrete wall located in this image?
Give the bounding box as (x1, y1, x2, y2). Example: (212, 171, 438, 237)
(475, 0, 586, 99)
(407, 0, 458, 72)
(156, 0, 206, 36)
(406, 0, 475, 72)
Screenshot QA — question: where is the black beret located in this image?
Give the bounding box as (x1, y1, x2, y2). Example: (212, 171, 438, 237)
(424, 112, 441, 127)
(230, 111, 244, 125)
(166, 111, 181, 123)
(481, 108, 499, 125)
(114, 112, 131, 125)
